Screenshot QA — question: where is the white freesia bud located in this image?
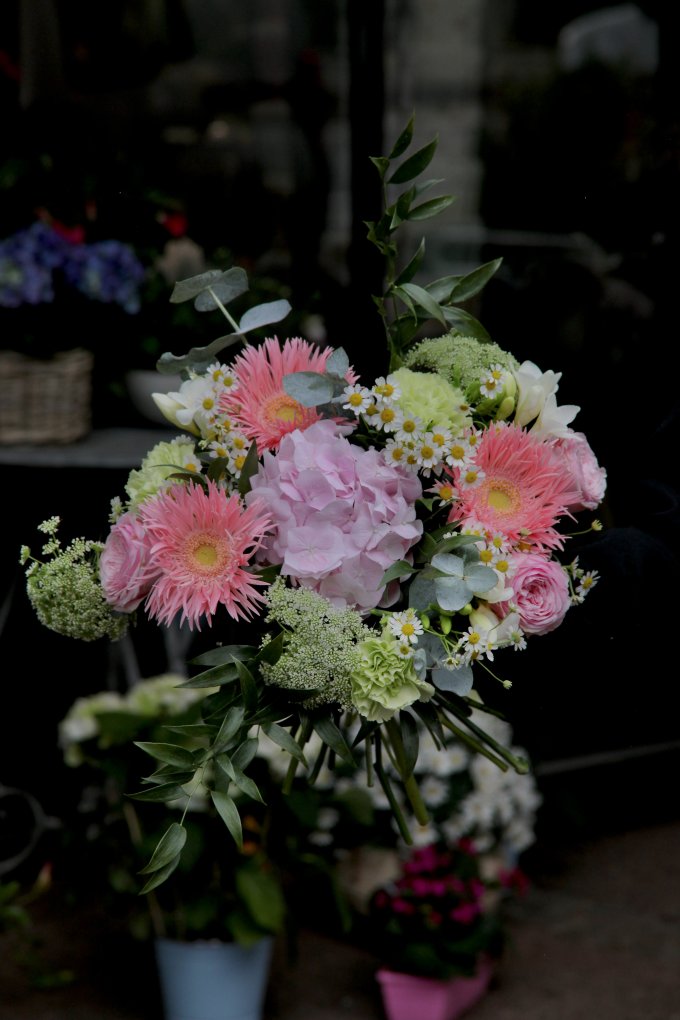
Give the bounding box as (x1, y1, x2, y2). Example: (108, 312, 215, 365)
(151, 392, 200, 435)
(513, 361, 561, 427)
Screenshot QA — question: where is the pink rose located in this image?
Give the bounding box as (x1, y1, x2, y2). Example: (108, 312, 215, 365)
(100, 510, 157, 613)
(553, 431, 607, 512)
(496, 552, 570, 636)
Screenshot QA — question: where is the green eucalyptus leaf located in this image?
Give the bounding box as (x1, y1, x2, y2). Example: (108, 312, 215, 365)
(282, 371, 333, 407)
(407, 194, 456, 222)
(156, 334, 241, 375)
(231, 737, 260, 771)
(434, 575, 471, 611)
(191, 267, 249, 310)
(388, 115, 415, 159)
(133, 742, 195, 768)
(432, 665, 474, 695)
(465, 564, 498, 593)
(431, 552, 465, 575)
(177, 663, 238, 688)
(210, 790, 243, 849)
(397, 283, 447, 326)
(238, 299, 291, 333)
(253, 631, 285, 666)
(388, 136, 438, 184)
(325, 347, 350, 379)
(228, 763, 265, 804)
(138, 823, 187, 875)
(169, 269, 227, 303)
(408, 574, 439, 611)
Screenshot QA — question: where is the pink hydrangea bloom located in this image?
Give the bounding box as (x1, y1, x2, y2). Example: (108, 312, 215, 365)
(100, 510, 158, 613)
(246, 419, 423, 609)
(552, 430, 607, 511)
(494, 551, 571, 635)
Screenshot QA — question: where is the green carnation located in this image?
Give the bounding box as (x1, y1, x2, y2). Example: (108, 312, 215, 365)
(391, 367, 471, 433)
(350, 631, 434, 722)
(404, 332, 519, 406)
(125, 436, 201, 508)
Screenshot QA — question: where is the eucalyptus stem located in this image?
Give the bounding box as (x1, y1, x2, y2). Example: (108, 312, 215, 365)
(440, 701, 529, 774)
(384, 717, 429, 826)
(207, 286, 246, 342)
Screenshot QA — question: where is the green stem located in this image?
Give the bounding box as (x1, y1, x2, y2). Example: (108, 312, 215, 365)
(122, 800, 167, 939)
(207, 286, 246, 342)
(439, 700, 529, 774)
(373, 733, 413, 845)
(282, 716, 313, 795)
(384, 717, 429, 826)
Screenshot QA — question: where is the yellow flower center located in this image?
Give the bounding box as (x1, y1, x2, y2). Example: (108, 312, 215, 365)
(401, 623, 415, 636)
(186, 532, 231, 576)
(480, 549, 494, 563)
(348, 392, 364, 407)
(380, 407, 396, 424)
(438, 484, 454, 501)
(263, 393, 305, 426)
(483, 477, 521, 514)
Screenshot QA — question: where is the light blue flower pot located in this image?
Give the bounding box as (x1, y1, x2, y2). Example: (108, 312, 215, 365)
(154, 936, 274, 1020)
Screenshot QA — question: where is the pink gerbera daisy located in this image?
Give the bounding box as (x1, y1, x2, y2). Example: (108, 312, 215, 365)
(139, 480, 272, 630)
(447, 423, 579, 551)
(219, 336, 357, 453)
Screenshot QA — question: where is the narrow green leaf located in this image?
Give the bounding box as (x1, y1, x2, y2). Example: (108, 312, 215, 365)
(312, 715, 355, 766)
(133, 742, 195, 768)
(399, 711, 420, 776)
(388, 136, 438, 184)
(231, 737, 260, 771)
(394, 239, 426, 286)
(237, 441, 261, 497)
(369, 155, 390, 178)
(448, 258, 503, 303)
(397, 283, 447, 326)
(262, 722, 307, 764)
(139, 857, 180, 895)
(407, 195, 456, 222)
(253, 631, 285, 666)
(138, 823, 187, 875)
(213, 705, 246, 754)
(388, 115, 415, 159)
(441, 306, 491, 340)
(229, 763, 265, 804)
(190, 645, 258, 667)
(238, 299, 291, 333)
(210, 790, 243, 849)
(380, 560, 417, 586)
(128, 782, 186, 803)
(177, 663, 238, 688)
(235, 660, 258, 714)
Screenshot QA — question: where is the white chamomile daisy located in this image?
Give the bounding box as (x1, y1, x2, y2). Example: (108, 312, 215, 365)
(387, 609, 424, 645)
(342, 383, 373, 414)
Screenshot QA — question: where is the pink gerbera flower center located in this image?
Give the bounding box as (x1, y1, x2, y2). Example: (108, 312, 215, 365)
(482, 477, 521, 514)
(262, 393, 307, 427)
(184, 531, 232, 575)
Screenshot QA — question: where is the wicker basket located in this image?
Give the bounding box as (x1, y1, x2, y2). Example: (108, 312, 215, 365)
(0, 348, 94, 445)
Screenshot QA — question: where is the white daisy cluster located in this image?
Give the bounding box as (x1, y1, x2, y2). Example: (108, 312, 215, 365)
(565, 556, 600, 604)
(151, 361, 252, 481)
(341, 373, 476, 478)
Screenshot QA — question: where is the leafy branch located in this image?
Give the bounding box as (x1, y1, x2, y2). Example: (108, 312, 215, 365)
(365, 114, 503, 370)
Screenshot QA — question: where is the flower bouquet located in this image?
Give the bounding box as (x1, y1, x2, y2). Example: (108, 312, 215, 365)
(20, 115, 606, 891)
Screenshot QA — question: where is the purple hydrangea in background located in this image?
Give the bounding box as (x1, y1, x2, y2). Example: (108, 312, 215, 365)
(0, 222, 146, 313)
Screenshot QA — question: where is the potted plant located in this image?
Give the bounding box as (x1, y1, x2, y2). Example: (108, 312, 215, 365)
(57, 673, 287, 1020)
(368, 840, 513, 1020)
